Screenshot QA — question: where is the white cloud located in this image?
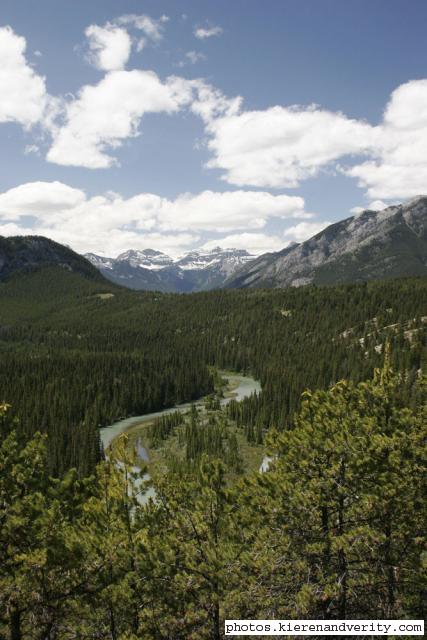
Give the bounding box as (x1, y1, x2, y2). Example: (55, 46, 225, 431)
(83, 14, 168, 69)
(47, 229, 198, 258)
(186, 50, 205, 64)
(0, 222, 34, 236)
(342, 80, 427, 199)
(346, 162, 427, 200)
(203, 233, 285, 255)
(204, 105, 375, 188)
(196, 78, 427, 201)
(136, 38, 146, 52)
(0, 181, 85, 219)
(47, 70, 183, 168)
(3, 23, 426, 208)
(190, 80, 242, 123)
(24, 144, 40, 155)
(116, 14, 168, 42)
(156, 190, 307, 232)
(367, 199, 389, 211)
(0, 181, 309, 255)
(350, 200, 389, 215)
(45, 73, 244, 169)
(194, 25, 223, 39)
(85, 24, 132, 71)
(283, 220, 332, 243)
(177, 50, 206, 67)
(0, 26, 48, 128)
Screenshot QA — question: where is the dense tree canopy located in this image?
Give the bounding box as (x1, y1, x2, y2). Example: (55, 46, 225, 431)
(0, 267, 425, 474)
(0, 365, 425, 638)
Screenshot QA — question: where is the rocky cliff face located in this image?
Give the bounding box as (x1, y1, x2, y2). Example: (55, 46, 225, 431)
(224, 197, 427, 289)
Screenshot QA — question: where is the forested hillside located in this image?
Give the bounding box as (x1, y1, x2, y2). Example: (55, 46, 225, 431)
(1, 365, 425, 637)
(225, 196, 427, 289)
(0, 265, 425, 474)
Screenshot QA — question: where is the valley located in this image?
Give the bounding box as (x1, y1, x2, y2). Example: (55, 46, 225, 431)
(1, 2, 426, 636)
(104, 373, 264, 502)
(83, 197, 427, 292)
(0, 250, 425, 637)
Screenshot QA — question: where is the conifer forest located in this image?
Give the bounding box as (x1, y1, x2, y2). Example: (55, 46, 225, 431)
(0, 267, 426, 638)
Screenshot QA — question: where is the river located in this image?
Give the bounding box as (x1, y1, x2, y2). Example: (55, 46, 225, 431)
(100, 372, 261, 453)
(99, 373, 262, 503)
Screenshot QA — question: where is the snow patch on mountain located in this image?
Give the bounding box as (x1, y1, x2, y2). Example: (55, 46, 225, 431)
(84, 246, 256, 292)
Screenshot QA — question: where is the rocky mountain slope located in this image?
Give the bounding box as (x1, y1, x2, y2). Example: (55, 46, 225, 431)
(225, 196, 427, 289)
(0, 235, 104, 282)
(3, 198, 425, 293)
(85, 247, 254, 292)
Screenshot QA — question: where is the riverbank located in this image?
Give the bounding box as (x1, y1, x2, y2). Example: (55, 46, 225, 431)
(102, 372, 263, 470)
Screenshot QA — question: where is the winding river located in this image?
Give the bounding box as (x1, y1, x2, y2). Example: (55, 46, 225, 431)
(100, 372, 261, 453)
(99, 373, 262, 503)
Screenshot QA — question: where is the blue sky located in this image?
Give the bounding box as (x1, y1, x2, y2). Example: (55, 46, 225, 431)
(0, 0, 426, 256)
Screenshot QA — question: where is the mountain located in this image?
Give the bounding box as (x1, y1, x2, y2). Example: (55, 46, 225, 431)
(85, 246, 254, 292)
(0, 235, 104, 282)
(115, 249, 174, 270)
(225, 196, 427, 289)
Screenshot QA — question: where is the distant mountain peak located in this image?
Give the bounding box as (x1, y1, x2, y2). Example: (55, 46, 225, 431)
(114, 248, 174, 271)
(140, 248, 165, 257)
(85, 246, 255, 292)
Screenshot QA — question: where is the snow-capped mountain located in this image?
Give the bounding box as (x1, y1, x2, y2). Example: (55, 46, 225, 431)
(116, 249, 174, 270)
(176, 247, 253, 274)
(84, 253, 115, 270)
(84, 246, 255, 292)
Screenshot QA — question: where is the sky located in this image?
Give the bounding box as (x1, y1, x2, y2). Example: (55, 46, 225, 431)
(0, 0, 426, 257)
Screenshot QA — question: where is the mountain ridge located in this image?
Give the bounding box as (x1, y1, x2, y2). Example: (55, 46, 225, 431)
(0, 235, 105, 283)
(2, 197, 426, 293)
(85, 246, 255, 292)
(224, 196, 427, 289)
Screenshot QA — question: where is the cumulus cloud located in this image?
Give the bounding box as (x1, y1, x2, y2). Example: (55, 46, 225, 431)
(46, 73, 244, 169)
(283, 220, 332, 243)
(0, 181, 309, 255)
(0, 26, 49, 128)
(194, 25, 223, 39)
(190, 80, 242, 123)
(85, 24, 132, 71)
(0, 181, 85, 219)
(345, 80, 427, 199)
(203, 233, 285, 255)
(47, 70, 183, 168)
(156, 190, 306, 232)
(201, 78, 427, 200)
(2, 23, 427, 207)
(195, 77, 427, 201)
(350, 200, 390, 215)
(83, 14, 168, 69)
(49, 229, 198, 258)
(204, 105, 375, 188)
